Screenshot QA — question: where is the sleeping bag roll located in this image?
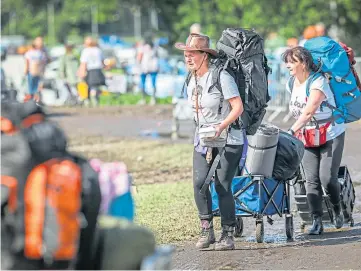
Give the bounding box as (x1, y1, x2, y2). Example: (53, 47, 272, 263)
(245, 123, 279, 178)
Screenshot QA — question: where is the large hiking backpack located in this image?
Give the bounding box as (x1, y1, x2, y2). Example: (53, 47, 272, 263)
(1, 101, 101, 270)
(303, 37, 361, 124)
(183, 28, 271, 135)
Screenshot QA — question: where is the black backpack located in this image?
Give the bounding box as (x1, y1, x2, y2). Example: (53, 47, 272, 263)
(183, 28, 271, 135)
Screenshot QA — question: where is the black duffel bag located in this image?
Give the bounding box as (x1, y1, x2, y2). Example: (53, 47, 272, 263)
(272, 131, 305, 181)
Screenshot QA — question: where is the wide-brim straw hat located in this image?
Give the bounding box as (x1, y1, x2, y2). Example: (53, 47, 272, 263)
(174, 33, 218, 57)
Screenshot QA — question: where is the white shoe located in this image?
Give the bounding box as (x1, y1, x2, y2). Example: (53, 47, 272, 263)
(137, 98, 146, 105)
(149, 97, 157, 106)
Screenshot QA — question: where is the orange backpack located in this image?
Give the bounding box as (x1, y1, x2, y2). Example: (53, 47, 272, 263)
(1, 101, 101, 269)
(1, 159, 82, 261)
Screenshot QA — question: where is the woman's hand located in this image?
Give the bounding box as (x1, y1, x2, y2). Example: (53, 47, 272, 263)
(213, 123, 227, 138)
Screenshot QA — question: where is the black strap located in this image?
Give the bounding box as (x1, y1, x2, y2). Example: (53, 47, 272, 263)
(248, 143, 277, 150)
(288, 76, 295, 92)
(216, 42, 237, 57)
(209, 67, 223, 115)
(181, 72, 192, 98)
(199, 148, 225, 195)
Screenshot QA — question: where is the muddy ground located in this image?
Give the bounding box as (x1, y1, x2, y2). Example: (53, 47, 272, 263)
(50, 105, 361, 270)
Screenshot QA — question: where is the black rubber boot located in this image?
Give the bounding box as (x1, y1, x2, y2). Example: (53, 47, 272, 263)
(308, 215, 324, 235)
(333, 203, 344, 229)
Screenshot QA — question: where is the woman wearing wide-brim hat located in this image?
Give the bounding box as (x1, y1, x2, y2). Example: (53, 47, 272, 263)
(175, 33, 245, 250)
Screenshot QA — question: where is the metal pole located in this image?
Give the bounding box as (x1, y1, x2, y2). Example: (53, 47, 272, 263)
(150, 3, 158, 31)
(134, 6, 141, 39)
(10, 12, 17, 35)
(91, 4, 99, 37)
(329, 1, 339, 40)
(47, 1, 55, 45)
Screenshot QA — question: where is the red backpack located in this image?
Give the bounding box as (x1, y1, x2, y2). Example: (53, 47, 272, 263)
(339, 42, 361, 90)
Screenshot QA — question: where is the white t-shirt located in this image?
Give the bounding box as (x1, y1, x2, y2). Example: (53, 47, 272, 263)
(80, 47, 104, 70)
(25, 49, 46, 75)
(187, 69, 244, 145)
(138, 44, 159, 74)
(288, 75, 345, 141)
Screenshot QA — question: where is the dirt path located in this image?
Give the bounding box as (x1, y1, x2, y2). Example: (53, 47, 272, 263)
(49, 106, 361, 270)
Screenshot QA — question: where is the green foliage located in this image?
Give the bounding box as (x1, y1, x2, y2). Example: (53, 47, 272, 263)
(99, 93, 172, 106)
(1, 0, 361, 54)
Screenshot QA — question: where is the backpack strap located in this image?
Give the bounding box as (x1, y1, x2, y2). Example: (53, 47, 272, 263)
(199, 147, 225, 195)
(286, 76, 295, 93)
(305, 72, 324, 97)
(208, 66, 223, 115)
(305, 72, 346, 123)
(181, 72, 192, 99)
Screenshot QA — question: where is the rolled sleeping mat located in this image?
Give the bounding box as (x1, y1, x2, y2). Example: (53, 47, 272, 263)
(245, 123, 279, 178)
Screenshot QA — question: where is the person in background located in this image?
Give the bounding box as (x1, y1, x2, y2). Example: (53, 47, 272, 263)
(34, 36, 51, 94)
(190, 23, 202, 35)
(137, 35, 159, 105)
(58, 43, 80, 101)
(24, 38, 47, 103)
(298, 25, 318, 47)
(1, 47, 7, 91)
(283, 46, 345, 235)
(287, 38, 299, 48)
(315, 22, 327, 37)
(78, 37, 107, 106)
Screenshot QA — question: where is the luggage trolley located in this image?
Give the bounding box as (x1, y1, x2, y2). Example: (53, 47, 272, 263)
(293, 165, 355, 231)
(211, 174, 294, 243)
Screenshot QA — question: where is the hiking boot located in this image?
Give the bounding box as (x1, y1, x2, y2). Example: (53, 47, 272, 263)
(333, 203, 344, 229)
(195, 220, 215, 249)
(214, 225, 235, 251)
(308, 215, 323, 235)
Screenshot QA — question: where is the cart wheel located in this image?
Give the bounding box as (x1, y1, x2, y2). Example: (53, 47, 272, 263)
(300, 222, 306, 233)
(234, 217, 244, 238)
(285, 214, 294, 240)
(350, 217, 354, 227)
(256, 221, 264, 243)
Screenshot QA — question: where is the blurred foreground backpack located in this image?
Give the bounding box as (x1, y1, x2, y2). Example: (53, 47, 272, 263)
(90, 159, 135, 221)
(1, 100, 101, 270)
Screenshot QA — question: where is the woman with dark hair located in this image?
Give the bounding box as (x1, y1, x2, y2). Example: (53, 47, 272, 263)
(283, 46, 346, 235)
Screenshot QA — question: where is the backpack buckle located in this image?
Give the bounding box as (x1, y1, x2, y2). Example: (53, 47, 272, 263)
(335, 76, 352, 84)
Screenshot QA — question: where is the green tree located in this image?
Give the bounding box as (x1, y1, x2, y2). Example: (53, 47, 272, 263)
(2, 0, 360, 54)
(174, 0, 361, 54)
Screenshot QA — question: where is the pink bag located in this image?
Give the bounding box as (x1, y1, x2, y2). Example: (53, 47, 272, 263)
(89, 159, 133, 218)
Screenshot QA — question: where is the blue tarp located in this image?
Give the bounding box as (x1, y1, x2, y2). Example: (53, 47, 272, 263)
(211, 176, 286, 216)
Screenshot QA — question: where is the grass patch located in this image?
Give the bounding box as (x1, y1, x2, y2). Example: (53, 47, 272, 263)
(134, 181, 200, 244)
(68, 137, 193, 184)
(108, 68, 125, 75)
(99, 93, 172, 106)
(68, 136, 200, 243)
